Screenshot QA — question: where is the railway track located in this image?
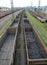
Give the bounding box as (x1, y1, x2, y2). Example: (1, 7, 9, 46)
(13, 11, 27, 65)
(0, 10, 47, 65)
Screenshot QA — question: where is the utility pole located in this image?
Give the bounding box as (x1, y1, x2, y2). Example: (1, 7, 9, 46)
(11, 0, 14, 20)
(38, 0, 41, 10)
(31, 1, 32, 7)
(31, 1, 33, 11)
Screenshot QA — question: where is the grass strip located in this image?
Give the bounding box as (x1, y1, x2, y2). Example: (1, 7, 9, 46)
(26, 10, 47, 47)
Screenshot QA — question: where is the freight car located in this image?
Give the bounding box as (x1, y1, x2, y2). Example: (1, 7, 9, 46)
(0, 10, 17, 18)
(24, 18, 47, 65)
(30, 10, 47, 23)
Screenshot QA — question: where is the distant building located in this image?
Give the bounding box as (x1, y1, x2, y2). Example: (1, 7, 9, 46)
(41, 6, 47, 11)
(0, 7, 10, 12)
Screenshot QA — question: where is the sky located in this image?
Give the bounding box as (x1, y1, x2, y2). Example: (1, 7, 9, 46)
(0, 0, 47, 8)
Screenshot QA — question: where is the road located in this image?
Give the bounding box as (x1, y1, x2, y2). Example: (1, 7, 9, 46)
(0, 10, 22, 31)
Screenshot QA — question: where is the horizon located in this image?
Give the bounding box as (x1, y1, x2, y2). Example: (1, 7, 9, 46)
(0, 0, 47, 8)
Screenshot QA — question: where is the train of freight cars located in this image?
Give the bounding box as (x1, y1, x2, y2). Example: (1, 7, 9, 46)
(0, 10, 18, 18)
(30, 10, 47, 23)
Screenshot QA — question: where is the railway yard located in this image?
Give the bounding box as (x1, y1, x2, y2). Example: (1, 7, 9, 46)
(0, 9, 47, 65)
